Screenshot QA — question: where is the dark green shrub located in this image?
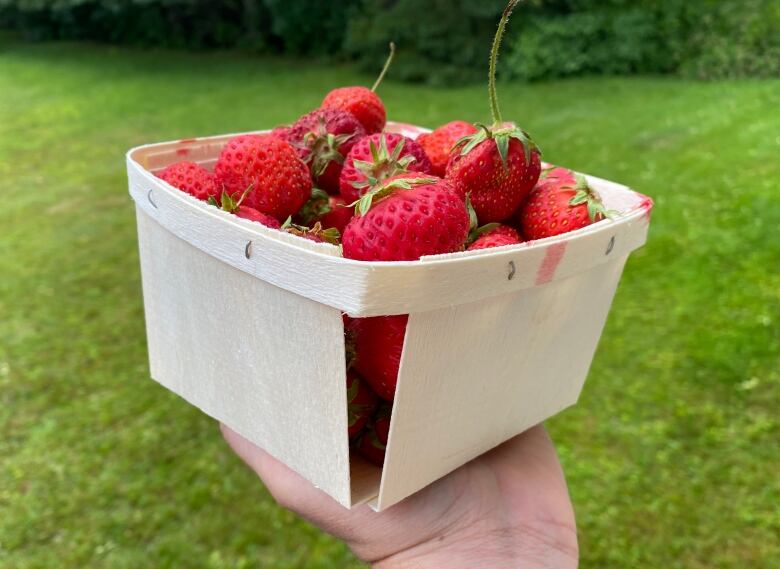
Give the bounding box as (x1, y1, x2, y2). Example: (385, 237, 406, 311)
(344, 0, 506, 85)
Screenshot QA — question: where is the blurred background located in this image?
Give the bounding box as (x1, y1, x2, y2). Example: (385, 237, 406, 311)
(1, 1, 778, 567)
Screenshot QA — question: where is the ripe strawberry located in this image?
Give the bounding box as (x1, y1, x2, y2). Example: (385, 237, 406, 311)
(157, 161, 219, 201)
(235, 207, 281, 228)
(215, 134, 311, 222)
(270, 125, 291, 140)
(445, 1, 542, 223)
(417, 121, 478, 177)
(339, 133, 433, 203)
(321, 43, 395, 134)
(357, 423, 387, 466)
(281, 218, 341, 244)
(520, 168, 610, 240)
(372, 401, 391, 445)
(348, 315, 408, 402)
(319, 196, 354, 234)
(341, 175, 469, 262)
(468, 224, 523, 250)
(347, 370, 378, 439)
(322, 87, 385, 135)
(296, 188, 354, 234)
(288, 108, 366, 193)
(207, 187, 281, 229)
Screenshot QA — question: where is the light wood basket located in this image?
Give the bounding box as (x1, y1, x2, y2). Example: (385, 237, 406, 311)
(126, 122, 652, 511)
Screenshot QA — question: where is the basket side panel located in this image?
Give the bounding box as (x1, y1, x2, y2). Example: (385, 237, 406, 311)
(377, 255, 629, 510)
(136, 208, 351, 506)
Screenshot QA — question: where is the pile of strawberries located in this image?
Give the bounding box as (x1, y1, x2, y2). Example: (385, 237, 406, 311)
(155, 1, 611, 467)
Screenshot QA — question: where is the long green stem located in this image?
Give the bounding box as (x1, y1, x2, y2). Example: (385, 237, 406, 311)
(488, 0, 519, 126)
(371, 42, 396, 92)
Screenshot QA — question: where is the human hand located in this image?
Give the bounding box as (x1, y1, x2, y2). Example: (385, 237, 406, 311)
(221, 424, 578, 568)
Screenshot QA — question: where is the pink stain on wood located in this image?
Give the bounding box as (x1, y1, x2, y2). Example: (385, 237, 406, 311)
(535, 242, 568, 285)
(635, 192, 654, 222)
(176, 148, 190, 156)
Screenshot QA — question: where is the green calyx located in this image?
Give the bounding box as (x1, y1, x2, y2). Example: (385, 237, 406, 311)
(351, 135, 418, 193)
(207, 184, 253, 213)
(300, 116, 354, 177)
(465, 194, 499, 244)
(566, 174, 616, 222)
(454, 0, 540, 170)
(297, 187, 331, 224)
(352, 175, 438, 216)
(281, 217, 341, 245)
(453, 123, 540, 169)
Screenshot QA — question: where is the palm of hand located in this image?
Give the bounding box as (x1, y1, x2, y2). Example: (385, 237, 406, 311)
(222, 424, 578, 568)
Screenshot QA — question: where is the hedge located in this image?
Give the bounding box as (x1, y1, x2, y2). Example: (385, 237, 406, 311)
(1, 0, 778, 82)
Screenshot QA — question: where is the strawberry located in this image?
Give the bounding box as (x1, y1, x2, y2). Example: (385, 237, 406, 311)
(339, 133, 433, 203)
(357, 423, 387, 467)
(372, 401, 392, 445)
(347, 370, 378, 439)
(321, 43, 395, 134)
(520, 167, 610, 240)
(445, 1, 542, 223)
(157, 161, 219, 201)
(417, 121, 478, 177)
(319, 196, 354, 234)
(214, 134, 311, 222)
(270, 125, 291, 140)
(207, 187, 281, 229)
(356, 402, 392, 466)
(288, 108, 366, 194)
(468, 224, 523, 250)
(296, 188, 354, 234)
(341, 175, 469, 262)
(281, 218, 341, 244)
(348, 315, 408, 402)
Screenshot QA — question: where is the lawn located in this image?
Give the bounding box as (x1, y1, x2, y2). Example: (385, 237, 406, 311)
(0, 36, 778, 568)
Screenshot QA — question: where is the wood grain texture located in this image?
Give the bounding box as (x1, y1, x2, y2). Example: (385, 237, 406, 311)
(136, 209, 351, 505)
(377, 256, 629, 510)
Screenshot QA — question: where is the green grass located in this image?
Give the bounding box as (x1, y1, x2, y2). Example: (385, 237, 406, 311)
(1, 37, 778, 568)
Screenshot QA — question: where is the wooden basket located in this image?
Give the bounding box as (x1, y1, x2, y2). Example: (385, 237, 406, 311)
(126, 122, 652, 511)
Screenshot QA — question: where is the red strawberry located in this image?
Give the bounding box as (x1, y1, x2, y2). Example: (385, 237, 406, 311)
(281, 218, 341, 244)
(270, 125, 291, 140)
(417, 121, 478, 177)
(339, 133, 433, 203)
(321, 43, 395, 134)
(373, 401, 392, 445)
(447, 131, 541, 223)
(319, 196, 354, 234)
(288, 108, 366, 194)
(342, 175, 469, 262)
(296, 189, 354, 234)
(468, 224, 523, 250)
(347, 371, 378, 439)
(157, 161, 219, 201)
(215, 134, 311, 222)
(207, 186, 281, 229)
(520, 168, 610, 240)
(349, 315, 408, 402)
(445, 2, 542, 223)
(322, 87, 385, 135)
(357, 423, 386, 466)
(234, 206, 281, 229)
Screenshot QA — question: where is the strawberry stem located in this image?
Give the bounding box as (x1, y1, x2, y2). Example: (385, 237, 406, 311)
(371, 42, 396, 92)
(488, 0, 518, 127)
